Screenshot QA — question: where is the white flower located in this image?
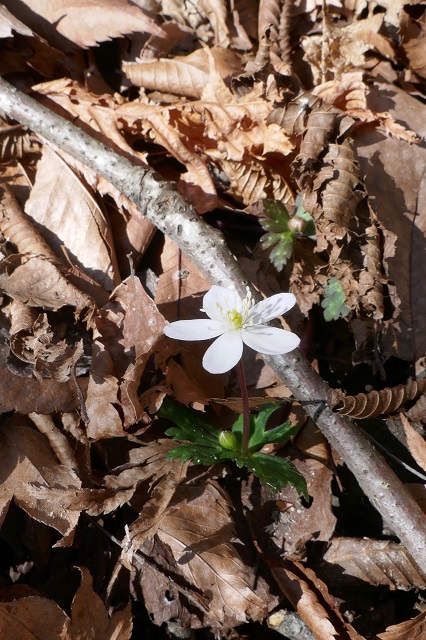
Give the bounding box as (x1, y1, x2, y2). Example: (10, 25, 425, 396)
(163, 285, 300, 374)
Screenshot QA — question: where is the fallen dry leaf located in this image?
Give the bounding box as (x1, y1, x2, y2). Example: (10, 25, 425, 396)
(265, 457, 336, 558)
(400, 414, 426, 472)
(271, 561, 366, 640)
(67, 567, 132, 639)
(0, 314, 83, 414)
(85, 274, 165, 438)
(378, 610, 426, 640)
(354, 83, 426, 362)
(123, 47, 242, 99)
(0, 4, 33, 38)
(0, 187, 96, 319)
(25, 145, 120, 299)
(324, 537, 426, 591)
(0, 417, 81, 538)
(7, 300, 85, 382)
(0, 567, 132, 639)
(140, 480, 270, 629)
(3, 0, 164, 49)
(31, 437, 188, 520)
(0, 597, 67, 639)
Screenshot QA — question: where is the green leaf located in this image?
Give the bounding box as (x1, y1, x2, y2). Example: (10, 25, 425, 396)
(321, 277, 350, 321)
(260, 199, 316, 271)
(251, 421, 300, 450)
(260, 201, 295, 271)
(166, 443, 234, 465)
(246, 453, 309, 497)
(230, 412, 253, 447)
(159, 397, 220, 446)
(261, 200, 291, 233)
(262, 231, 295, 271)
(231, 403, 300, 451)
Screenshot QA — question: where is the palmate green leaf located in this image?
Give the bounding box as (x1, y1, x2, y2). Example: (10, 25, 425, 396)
(166, 443, 233, 465)
(260, 201, 294, 271)
(159, 396, 219, 447)
(261, 200, 291, 232)
(246, 453, 309, 497)
(261, 231, 295, 271)
(250, 421, 300, 450)
(321, 277, 350, 321)
(232, 403, 301, 451)
(249, 404, 297, 450)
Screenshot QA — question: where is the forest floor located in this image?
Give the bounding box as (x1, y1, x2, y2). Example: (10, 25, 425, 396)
(0, 1, 425, 639)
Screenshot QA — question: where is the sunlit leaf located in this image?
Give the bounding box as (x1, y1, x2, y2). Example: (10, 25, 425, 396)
(260, 199, 315, 271)
(321, 277, 350, 321)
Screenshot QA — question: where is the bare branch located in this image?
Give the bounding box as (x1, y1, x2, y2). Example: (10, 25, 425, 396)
(1, 76, 426, 572)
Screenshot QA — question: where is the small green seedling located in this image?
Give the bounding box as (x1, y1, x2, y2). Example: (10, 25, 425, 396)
(158, 397, 308, 497)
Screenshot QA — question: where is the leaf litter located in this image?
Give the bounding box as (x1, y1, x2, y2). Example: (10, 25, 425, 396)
(0, 0, 425, 638)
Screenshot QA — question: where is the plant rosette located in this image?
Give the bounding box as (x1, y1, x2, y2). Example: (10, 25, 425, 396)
(158, 397, 308, 497)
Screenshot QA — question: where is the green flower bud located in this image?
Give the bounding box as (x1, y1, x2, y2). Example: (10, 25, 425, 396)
(288, 216, 306, 233)
(218, 431, 237, 450)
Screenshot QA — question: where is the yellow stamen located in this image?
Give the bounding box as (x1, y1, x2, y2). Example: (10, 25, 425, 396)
(228, 309, 243, 329)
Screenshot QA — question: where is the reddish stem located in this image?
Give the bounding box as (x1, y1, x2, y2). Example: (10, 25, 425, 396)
(237, 359, 250, 456)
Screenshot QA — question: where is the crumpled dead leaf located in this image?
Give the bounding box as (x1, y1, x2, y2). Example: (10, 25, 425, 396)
(0, 186, 96, 320)
(378, 610, 426, 640)
(261, 456, 336, 558)
(3, 0, 164, 49)
(0, 313, 84, 414)
(354, 83, 426, 362)
(30, 437, 188, 521)
(0, 417, 81, 539)
(123, 47, 242, 99)
(400, 414, 426, 472)
(85, 274, 166, 438)
(271, 561, 366, 640)
(138, 480, 270, 629)
(25, 145, 120, 300)
(0, 567, 133, 639)
(0, 4, 33, 39)
(324, 537, 426, 591)
(7, 300, 85, 382)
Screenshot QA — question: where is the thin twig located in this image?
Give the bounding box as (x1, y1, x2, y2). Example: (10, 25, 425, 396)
(1, 77, 426, 571)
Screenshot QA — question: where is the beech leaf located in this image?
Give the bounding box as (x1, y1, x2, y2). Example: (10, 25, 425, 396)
(7, 0, 164, 49)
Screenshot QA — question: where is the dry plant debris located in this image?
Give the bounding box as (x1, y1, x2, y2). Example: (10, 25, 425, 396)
(0, 1, 425, 639)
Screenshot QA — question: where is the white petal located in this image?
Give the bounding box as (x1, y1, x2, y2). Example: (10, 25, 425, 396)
(241, 325, 300, 354)
(202, 331, 244, 373)
(202, 285, 242, 320)
(164, 319, 225, 341)
(247, 293, 296, 324)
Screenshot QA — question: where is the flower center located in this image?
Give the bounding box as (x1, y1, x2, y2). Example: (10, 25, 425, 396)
(228, 309, 243, 329)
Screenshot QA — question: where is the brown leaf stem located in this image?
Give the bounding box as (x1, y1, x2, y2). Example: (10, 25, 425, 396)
(1, 76, 426, 572)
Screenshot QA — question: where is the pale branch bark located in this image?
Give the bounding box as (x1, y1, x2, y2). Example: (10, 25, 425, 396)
(1, 76, 426, 571)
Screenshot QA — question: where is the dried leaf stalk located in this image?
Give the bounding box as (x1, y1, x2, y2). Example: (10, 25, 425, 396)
(1, 77, 426, 572)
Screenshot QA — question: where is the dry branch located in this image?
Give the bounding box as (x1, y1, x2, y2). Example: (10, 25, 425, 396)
(1, 76, 426, 571)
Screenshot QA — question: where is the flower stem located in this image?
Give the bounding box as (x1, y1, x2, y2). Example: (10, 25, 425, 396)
(237, 359, 250, 456)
